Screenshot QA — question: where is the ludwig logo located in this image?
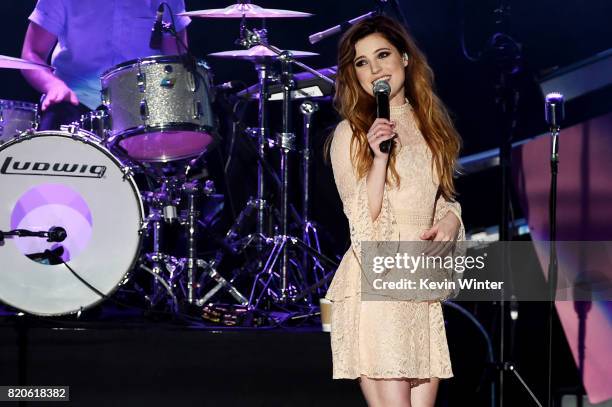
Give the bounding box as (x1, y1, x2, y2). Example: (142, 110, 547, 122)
(0, 156, 107, 178)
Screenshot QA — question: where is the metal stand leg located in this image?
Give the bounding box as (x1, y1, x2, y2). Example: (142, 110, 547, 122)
(255, 63, 269, 249)
(183, 181, 199, 304)
(299, 100, 327, 297)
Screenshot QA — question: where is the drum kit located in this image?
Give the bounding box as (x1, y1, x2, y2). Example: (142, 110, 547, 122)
(0, 2, 339, 321)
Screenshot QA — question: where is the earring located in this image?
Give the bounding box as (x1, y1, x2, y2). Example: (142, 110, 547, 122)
(402, 52, 409, 62)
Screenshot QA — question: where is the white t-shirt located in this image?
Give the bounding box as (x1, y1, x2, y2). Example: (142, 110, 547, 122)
(29, 0, 191, 109)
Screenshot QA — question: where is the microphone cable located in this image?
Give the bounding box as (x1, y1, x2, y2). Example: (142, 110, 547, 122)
(43, 250, 207, 325)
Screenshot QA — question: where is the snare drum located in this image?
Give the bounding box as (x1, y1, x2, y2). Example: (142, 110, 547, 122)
(101, 55, 215, 162)
(0, 99, 38, 144)
(0, 129, 144, 315)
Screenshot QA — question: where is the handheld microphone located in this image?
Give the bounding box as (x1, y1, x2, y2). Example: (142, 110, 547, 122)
(545, 92, 564, 130)
(373, 79, 392, 153)
(149, 4, 165, 50)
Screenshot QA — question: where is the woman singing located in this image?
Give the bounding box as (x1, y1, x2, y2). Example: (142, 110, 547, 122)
(325, 16, 465, 407)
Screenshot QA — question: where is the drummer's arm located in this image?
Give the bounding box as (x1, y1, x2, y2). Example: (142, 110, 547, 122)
(21, 22, 78, 111)
(161, 29, 189, 55)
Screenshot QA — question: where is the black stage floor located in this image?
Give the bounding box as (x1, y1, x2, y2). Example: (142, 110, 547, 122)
(0, 312, 365, 407)
(0, 302, 580, 407)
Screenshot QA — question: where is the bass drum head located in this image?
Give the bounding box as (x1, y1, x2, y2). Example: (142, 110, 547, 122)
(0, 131, 143, 315)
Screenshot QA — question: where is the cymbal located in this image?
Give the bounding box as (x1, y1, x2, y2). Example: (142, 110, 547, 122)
(208, 45, 318, 61)
(0, 55, 52, 71)
(179, 3, 312, 19)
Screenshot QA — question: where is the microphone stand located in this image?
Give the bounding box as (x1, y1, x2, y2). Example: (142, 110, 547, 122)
(307, 0, 406, 46)
(478, 1, 543, 406)
(547, 116, 560, 407)
(0, 228, 67, 244)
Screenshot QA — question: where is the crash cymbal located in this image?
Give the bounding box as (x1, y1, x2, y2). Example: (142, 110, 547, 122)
(208, 45, 318, 61)
(179, 3, 312, 19)
(0, 55, 52, 71)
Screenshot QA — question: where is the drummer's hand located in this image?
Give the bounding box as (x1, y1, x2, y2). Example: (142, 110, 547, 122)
(42, 80, 79, 111)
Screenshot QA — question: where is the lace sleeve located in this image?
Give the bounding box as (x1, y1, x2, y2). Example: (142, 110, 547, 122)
(433, 192, 465, 242)
(433, 192, 466, 299)
(330, 121, 397, 263)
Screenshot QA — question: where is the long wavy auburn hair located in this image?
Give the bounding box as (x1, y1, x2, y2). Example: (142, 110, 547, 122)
(331, 15, 461, 199)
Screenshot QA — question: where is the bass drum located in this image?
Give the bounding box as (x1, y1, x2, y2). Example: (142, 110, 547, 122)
(0, 129, 144, 315)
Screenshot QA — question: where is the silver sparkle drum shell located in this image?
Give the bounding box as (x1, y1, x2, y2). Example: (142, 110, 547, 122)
(101, 55, 215, 162)
(0, 130, 144, 315)
(0, 99, 38, 145)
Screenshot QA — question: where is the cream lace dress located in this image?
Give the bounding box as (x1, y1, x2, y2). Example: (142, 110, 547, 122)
(325, 101, 465, 380)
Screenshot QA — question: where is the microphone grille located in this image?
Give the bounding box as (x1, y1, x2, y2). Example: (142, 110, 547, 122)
(545, 92, 565, 127)
(545, 92, 564, 104)
(373, 79, 391, 95)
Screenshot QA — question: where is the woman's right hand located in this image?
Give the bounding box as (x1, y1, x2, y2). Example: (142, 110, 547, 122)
(367, 118, 396, 160)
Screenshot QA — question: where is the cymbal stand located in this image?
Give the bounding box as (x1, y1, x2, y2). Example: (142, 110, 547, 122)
(299, 100, 328, 296)
(219, 21, 276, 261)
(254, 61, 270, 250)
(278, 54, 294, 300)
(237, 27, 338, 309)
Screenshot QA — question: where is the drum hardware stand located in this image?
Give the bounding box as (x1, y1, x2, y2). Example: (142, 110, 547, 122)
(216, 27, 300, 264)
(173, 179, 248, 307)
(179, 180, 248, 307)
(254, 61, 270, 250)
(299, 100, 328, 296)
(212, 25, 276, 264)
(194, 256, 249, 306)
(138, 176, 248, 310)
(221, 125, 303, 254)
(235, 27, 338, 309)
(139, 186, 182, 311)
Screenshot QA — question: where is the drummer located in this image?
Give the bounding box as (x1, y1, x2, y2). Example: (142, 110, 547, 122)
(20, 0, 191, 131)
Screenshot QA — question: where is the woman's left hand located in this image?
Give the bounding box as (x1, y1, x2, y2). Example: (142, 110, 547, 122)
(420, 212, 461, 256)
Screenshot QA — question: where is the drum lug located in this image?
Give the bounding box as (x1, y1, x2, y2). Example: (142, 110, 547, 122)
(19, 128, 37, 140)
(33, 106, 40, 130)
(193, 100, 203, 120)
(60, 123, 81, 137)
(187, 71, 197, 92)
(101, 87, 110, 106)
(139, 220, 149, 235)
(140, 99, 149, 121)
(137, 71, 146, 93)
(120, 165, 135, 180)
(203, 180, 215, 195)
